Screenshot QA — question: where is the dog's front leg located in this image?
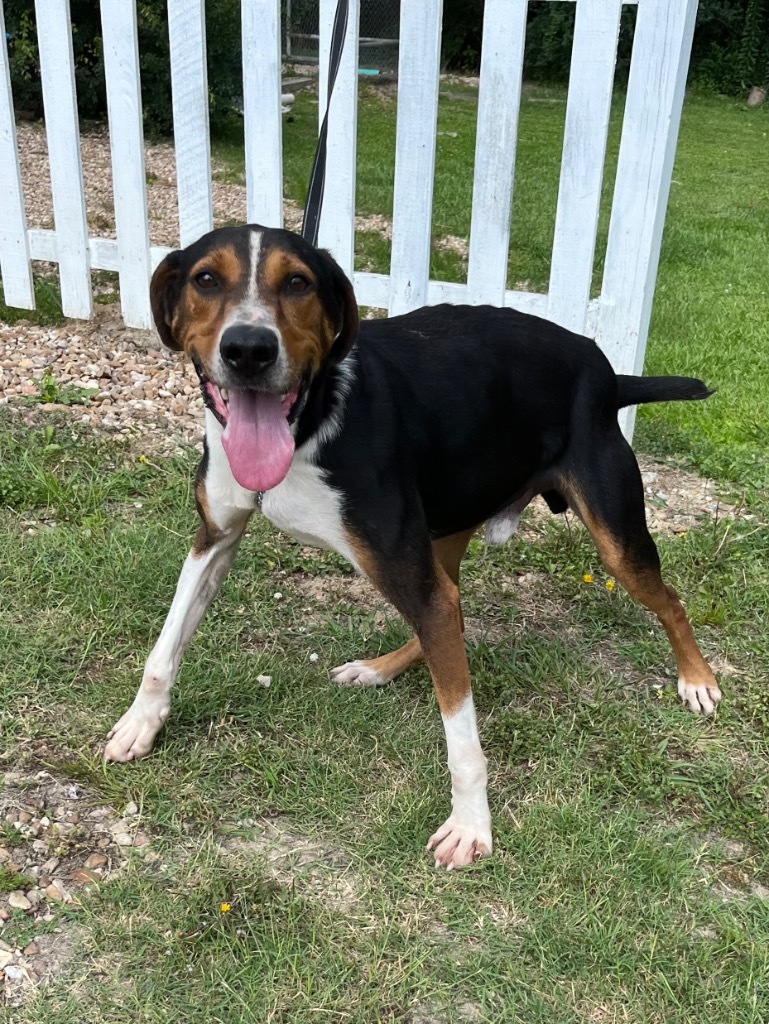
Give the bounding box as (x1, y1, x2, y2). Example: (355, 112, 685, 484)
(351, 530, 492, 869)
(105, 417, 256, 761)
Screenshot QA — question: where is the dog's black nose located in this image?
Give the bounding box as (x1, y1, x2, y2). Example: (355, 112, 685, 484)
(220, 325, 279, 377)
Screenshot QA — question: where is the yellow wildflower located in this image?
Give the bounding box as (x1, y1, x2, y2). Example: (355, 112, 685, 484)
(219, 902, 232, 913)
(605, 579, 616, 592)
(582, 574, 593, 584)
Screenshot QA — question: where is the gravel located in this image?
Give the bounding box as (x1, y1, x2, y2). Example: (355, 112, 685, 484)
(0, 769, 154, 1005)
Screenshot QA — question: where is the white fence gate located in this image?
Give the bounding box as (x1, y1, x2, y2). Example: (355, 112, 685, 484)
(1, 0, 698, 435)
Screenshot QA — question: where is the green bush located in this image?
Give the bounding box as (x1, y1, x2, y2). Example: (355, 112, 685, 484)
(5, 0, 242, 136)
(6, 0, 767, 132)
(441, 0, 769, 95)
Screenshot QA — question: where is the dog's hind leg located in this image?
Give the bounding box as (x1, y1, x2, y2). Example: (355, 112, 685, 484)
(564, 433, 721, 714)
(105, 417, 256, 761)
(330, 528, 475, 687)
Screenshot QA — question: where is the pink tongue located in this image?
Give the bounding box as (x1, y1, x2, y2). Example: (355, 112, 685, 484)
(222, 390, 295, 491)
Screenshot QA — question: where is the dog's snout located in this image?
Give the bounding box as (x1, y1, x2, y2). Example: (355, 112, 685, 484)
(220, 325, 279, 377)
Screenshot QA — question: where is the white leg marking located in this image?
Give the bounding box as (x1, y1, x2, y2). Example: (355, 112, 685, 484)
(105, 415, 255, 761)
(678, 676, 722, 715)
(330, 661, 389, 687)
(427, 695, 492, 870)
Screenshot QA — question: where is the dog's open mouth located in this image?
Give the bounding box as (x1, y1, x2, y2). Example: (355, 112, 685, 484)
(194, 362, 302, 492)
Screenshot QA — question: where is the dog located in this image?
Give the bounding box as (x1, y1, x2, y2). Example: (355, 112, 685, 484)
(104, 225, 721, 869)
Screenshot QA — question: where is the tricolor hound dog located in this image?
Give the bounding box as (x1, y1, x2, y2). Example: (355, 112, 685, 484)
(104, 225, 721, 869)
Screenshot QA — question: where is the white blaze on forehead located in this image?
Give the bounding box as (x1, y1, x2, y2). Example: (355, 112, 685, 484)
(248, 229, 263, 304)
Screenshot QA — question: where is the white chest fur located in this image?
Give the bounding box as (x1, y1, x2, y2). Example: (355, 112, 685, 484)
(261, 457, 359, 569)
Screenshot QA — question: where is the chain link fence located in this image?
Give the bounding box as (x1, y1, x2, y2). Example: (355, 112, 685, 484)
(284, 0, 400, 74)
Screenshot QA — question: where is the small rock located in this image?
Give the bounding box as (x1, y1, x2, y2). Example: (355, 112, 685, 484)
(124, 801, 139, 817)
(23, 941, 38, 956)
(133, 833, 150, 848)
(0, 940, 11, 952)
(25, 889, 42, 908)
(0, 909, 9, 922)
(0, 949, 14, 969)
(40, 857, 60, 875)
(45, 882, 66, 903)
(3, 773, 21, 786)
(8, 892, 31, 911)
(31, 839, 47, 853)
(113, 833, 133, 847)
(257, 674, 272, 687)
(17, 812, 31, 824)
(70, 868, 100, 885)
(38, 816, 50, 828)
(84, 853, 108, 870)
(0, 848, 11, 864)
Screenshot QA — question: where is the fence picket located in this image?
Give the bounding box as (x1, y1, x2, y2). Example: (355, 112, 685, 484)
(242, 0, 283, 227)
(168, 0, 213, 247)
(388, 0, 443, 315)
(2, 0, 695, 446)
(466, 0, 527, 306)
(596, 0, 698, 435)
(35, 0, 91, 319)
(100, 0, 152, 329)
(547, 0, 622, 334)
(317, 0, 359, 276)
(0, 4, 34, 310)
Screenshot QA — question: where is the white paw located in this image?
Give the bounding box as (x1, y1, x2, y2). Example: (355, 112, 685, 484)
(104, 697, 170, 762)
(427, 815, 492, 871)
(678, 677, 722, 715)
(330, 660, 387, 687)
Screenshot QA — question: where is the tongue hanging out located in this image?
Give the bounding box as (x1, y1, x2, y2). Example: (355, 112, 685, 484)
(222, 389, 296, 491)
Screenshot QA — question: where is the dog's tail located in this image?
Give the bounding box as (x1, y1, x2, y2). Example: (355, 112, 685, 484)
(616, 374, 714, 409)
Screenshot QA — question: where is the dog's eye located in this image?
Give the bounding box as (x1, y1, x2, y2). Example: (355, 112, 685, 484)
(194, 271, 218, 291)
(285, 273, 311, 295)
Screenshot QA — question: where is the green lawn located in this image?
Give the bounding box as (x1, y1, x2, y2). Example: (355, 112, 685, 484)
(1, 87, 768, 1022)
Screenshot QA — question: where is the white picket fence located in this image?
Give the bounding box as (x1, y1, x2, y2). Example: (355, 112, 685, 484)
(1, 0, 698, 433)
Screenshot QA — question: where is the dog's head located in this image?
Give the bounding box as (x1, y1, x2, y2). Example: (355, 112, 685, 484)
(150, 226, 359, 491)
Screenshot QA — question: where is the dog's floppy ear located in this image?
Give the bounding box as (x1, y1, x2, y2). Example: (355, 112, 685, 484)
(150, 250, 184, 351)
(318, 249, 360, 366)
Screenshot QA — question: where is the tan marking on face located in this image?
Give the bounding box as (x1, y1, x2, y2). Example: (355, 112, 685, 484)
(260, 248, 336, 379)
(172, 244, 246, 367)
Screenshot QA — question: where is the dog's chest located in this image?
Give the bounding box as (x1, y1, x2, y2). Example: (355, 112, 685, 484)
(261, 459, 358, 567)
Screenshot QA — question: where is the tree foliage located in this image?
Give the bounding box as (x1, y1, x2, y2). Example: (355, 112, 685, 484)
(4, 0, 767, 137)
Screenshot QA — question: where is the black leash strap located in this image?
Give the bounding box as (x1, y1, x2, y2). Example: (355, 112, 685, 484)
(301, 0, 350, 246)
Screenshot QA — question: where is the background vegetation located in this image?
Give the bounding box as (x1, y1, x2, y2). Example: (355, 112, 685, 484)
(4, 0, 768, 135)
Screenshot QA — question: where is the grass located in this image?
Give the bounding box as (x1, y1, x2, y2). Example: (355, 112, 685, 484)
(1, 87, 768, 1021)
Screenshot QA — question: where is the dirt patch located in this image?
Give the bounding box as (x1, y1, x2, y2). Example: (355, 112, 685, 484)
(637, 455, 743, 533)
(1, 923, 85, 1009)
(289, 571, 397, 627)
(222, 818, 374, 923)
(434, 234, 469, 261)
(0, 767, 153, 1006)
